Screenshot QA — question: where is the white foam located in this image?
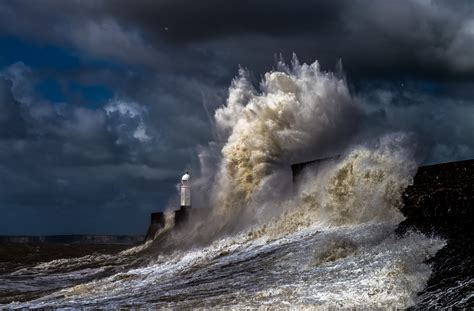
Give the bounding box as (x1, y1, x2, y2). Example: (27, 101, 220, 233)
(3, 57, 446, 309)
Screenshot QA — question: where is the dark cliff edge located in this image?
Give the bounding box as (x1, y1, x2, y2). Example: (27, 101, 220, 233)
(397, 159, 473, 237)
(396, 159, 473, 308)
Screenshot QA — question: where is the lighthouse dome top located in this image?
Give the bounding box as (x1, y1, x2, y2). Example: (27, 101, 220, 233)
(181, 172, 190, 181)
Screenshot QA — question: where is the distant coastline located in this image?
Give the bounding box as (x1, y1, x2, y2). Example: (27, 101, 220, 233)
(0, 235, 144, 245)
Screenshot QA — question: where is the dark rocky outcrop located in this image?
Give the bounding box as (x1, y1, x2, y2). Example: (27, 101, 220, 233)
(397, 159, 474, 309)
(397, 159, 473, 237)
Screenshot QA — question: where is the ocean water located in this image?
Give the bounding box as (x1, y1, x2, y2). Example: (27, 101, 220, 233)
(1, 57, 467, 309)
(2, 221, 445, 309)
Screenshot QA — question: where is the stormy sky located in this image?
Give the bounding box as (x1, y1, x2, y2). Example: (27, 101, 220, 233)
(0, 0, 473, 235)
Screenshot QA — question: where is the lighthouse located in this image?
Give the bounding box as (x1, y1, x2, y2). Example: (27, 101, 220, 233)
(180, 172, 191, 208)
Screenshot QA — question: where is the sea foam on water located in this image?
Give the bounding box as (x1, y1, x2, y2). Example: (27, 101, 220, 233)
(5, 56, 446, 309)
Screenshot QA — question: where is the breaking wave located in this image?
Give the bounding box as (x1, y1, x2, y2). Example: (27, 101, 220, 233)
(2, 56, 446, 309)
(209, 58, 361, 222)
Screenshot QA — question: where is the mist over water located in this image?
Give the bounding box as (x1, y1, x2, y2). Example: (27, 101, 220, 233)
(3, 57, 446, 309)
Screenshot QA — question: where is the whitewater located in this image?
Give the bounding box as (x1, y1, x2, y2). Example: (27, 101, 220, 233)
(2, 57, 446, 309)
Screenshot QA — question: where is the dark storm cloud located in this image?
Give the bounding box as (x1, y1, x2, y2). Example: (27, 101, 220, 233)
(0, 78, 26, 139)
(104, 0, 343, 41)
(2, 0, 474, 79)
(0, 0, 473, 234)
(356, 82, 474, 164)
(0, 53, 219, 234)
(106, 0, 474, 78)
(0, 63, 192, 234)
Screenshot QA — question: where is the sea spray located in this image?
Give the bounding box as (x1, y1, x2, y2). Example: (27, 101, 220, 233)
(4, 57, 446, 309)
(244, 132, 418, 239)
(195, 56, 417, 240)
(205, 55, 362, 232)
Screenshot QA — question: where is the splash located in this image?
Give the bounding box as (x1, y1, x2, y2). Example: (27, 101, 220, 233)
(2, 57, 447, 309)
(207, 56, 362, 228)
(299, 133, 417, 225)
(199, 56, 417, 237)
(240, 132, 417, 240)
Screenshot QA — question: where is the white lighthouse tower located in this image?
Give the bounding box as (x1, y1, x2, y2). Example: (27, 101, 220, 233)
(180, 172, 191, 208)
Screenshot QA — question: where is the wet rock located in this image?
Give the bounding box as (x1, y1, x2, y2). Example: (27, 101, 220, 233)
(396, 159, 474, 309)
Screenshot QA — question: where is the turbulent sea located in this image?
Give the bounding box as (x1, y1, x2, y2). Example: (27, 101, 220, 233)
(0, 222, 446, 309)
(1, 57, 471, 309)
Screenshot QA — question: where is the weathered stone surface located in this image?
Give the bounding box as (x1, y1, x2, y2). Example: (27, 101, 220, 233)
(144, 212, 166, 241)
(398, 159, 473, 237)
(397, 159, 474, 309)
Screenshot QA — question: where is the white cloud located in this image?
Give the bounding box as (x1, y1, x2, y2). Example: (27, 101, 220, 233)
(105, 99, 152, 143)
